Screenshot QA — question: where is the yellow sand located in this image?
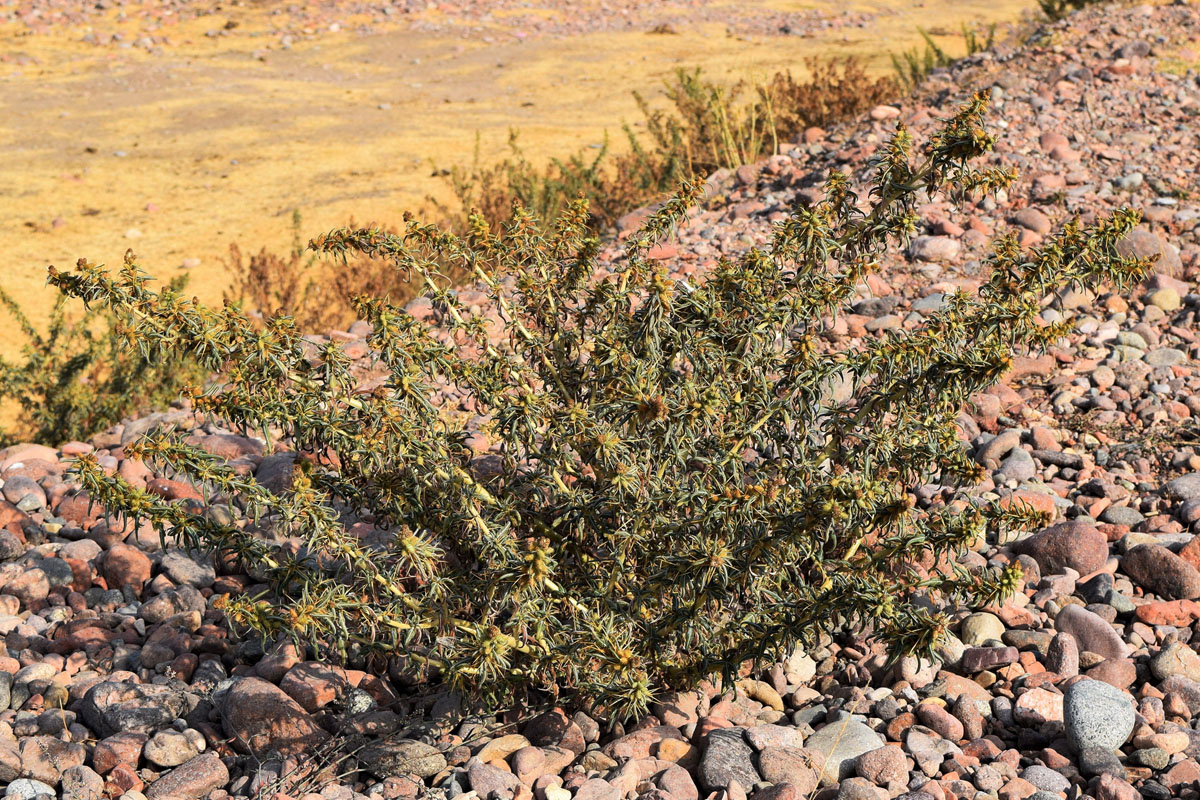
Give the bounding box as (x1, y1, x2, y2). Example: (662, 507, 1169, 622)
(2, 0, 1036, 349)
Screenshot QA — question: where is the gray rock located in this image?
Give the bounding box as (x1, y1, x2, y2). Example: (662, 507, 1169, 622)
(698, 727, 760, 792)
(1078, 746, 1125, 778)
(1164, 472, 1200, 502)
(60, 765, 105, 800)
(5, 779, 56, 800)
(143, 730, 201, 768)
(1133, 747, 1170, 770)
(1150, 640, 1200, 682)
(744, 724, 806, 751)
(994, 449, 1036, 482)
(159, 550, 217, 589)
(1022, 765, 1070, 793)
(1064, 679, 1134, 752)
(1145, 348, 1187, 367)
(909, 236, 960, 263)
(904, 728, 961, 775)
(360, 739, 447, 779)
(804, 712, 885, 786)
(80, 682, 188, 737)
(0, 531, 23, 562)
(140, 585, 206, 624)
(1100, 505, 1145, 526)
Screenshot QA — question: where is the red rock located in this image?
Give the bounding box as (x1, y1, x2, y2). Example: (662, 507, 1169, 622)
(60, 557, 93, 593)
(998, 490, 1057, 519)
(694, 717, 733, 742)
(1164, 758, 1200, 791)
(1013, 688, 1063, 725)
(1178, 536, 1200, 572)
(196, 433, 263, 460)
(962, 738, 1001, 760)
(998, 776, 1037, 800)
(1011, 208, 1052, 236)
(1096, 774, 1139, 800)
(146, 478, 203, 502)
(604, 726, 685, 760)
(54, 491, 104, 528)
(170, 653, 198, 683)
(92, 732, 148, 774)
(254, 641, 303, 683)
(885, 712, 916, 742)
(0, 443, 58, 469)
(145, 752, 230, 800)
(102, 544, 152, 596)
(1086, 658, 1138, 691)
(1, 568, 50, 607)
(1135, 599, 1200, 626)
(1038, 131, 1069, 152)
(0, 500, 29, 536)
(1011, 521, 1107, 576)
(1054, 604, 1130, 661)
(219, 677, 329, 756)
(1123, 544, 1200, 600)
(856, 744, 908, 786)
(107, 762, 144, 794)
(279, 662, 349, 712)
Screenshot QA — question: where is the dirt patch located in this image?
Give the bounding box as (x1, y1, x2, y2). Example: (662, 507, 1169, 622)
(2, 0, 1035, 354)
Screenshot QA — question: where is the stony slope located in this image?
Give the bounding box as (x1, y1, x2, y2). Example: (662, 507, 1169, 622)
(4, 4, 1200, 800)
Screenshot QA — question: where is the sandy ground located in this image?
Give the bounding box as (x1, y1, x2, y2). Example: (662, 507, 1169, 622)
(2, 0, 1036, 348)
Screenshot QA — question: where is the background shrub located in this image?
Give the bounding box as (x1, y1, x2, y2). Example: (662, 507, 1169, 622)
(0, 271, 204, 445)
(435, 58, 896, 234)
(223, 211, 458, 332)
(50, 94, 1151, 718)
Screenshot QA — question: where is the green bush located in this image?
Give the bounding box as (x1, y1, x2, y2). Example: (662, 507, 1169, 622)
(0, 269, 204, 446)
(52, 93, 1150, 718)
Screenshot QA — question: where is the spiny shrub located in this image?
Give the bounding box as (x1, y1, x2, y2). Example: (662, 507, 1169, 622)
(0, 274, 204, 445)
(51, 94, 1151, 718)
(438, 58, 897, 234)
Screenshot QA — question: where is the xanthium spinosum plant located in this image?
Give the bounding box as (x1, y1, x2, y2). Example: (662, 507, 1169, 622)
(49, 93, 1153, 719)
